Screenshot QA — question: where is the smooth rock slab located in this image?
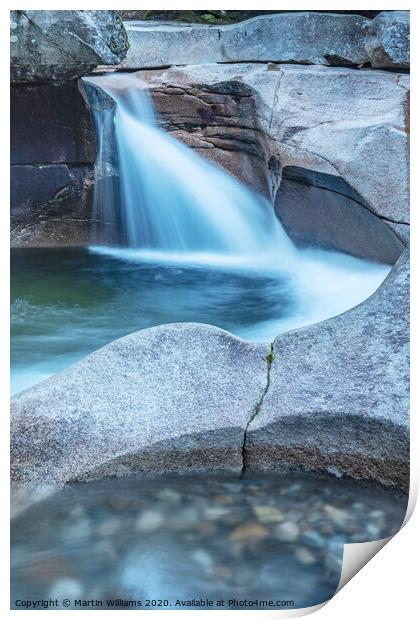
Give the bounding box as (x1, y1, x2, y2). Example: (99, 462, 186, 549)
(119, 13, 370, 69)
(11, 324, 268, 488)
(245, 250, 410, 491)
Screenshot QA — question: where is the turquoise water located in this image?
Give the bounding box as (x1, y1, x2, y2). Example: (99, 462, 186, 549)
(11, 245, 390, 395)
(11, 247, 296, 394)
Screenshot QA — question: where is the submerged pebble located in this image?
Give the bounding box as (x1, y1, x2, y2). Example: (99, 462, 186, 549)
(275, 520, 300, 542)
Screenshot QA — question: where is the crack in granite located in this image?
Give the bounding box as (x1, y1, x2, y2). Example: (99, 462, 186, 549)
(241, 342, 275, 476)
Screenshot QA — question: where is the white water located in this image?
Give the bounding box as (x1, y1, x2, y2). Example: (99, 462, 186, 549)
(83, 73, 390, 336)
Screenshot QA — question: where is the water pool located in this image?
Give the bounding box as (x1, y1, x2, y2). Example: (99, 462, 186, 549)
(11, 246, 389, 394)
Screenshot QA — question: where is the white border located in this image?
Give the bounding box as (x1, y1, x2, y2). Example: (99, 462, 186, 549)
(2, 2, 418, 618)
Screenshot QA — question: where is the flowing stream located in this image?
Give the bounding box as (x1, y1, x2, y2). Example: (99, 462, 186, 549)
(85, 73, 296, 261)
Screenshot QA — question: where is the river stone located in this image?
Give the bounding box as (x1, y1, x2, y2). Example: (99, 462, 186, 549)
(245, 250, 409, 491)
(10, 10, 128, 83)
(10, 324, 268, 488)
(364, 11, 410, 70)
(119, 13, 370, 69)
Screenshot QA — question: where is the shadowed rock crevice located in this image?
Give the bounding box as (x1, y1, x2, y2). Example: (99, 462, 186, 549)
(275, 166, 405, 262)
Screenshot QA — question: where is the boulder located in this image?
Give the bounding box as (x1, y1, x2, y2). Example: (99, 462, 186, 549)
(10, 10, 128, 83)
(119, 13, 370, 70)
(245, 250, 409, 491)
(11, 324, 268, 487)
(11, 254, 409, 491)
(364, 11, 410, 70)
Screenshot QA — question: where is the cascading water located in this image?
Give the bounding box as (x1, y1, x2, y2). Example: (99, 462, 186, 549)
(84, 73, 296, 267)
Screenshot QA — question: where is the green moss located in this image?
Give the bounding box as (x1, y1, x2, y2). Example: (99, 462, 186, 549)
(200, 13, 218, 23)
(266, 348, 276, 366)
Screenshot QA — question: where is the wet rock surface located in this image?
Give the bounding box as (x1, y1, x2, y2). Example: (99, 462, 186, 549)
(10, 165, 93, 248)
(11, 474, 407, 609)
(10, 10, 128, 83)
(10, 80, 96, 247)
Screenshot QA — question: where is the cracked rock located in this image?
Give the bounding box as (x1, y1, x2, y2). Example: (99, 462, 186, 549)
(244, 250, 409, 491)
(118, 13, 370, 69)
(10, 323, 268, 488)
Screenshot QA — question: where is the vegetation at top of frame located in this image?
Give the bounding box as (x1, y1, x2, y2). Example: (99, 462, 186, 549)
(119, 10, 382, 24)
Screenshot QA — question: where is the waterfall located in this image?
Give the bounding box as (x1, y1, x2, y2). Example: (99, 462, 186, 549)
(83, 73, 296, 267)
(80, 73, 390, 336)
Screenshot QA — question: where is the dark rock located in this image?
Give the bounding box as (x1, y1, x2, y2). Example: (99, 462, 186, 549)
(11, 81, 96, 165)
(364, 11, 410, 70)
(10, 79, 97, 246)
(10, 10, 129, 83)
(146, 78, 272, 198)
(276, 167, 404, 263)
(10, 164, 93, 247)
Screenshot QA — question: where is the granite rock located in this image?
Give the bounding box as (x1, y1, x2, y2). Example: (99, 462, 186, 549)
(119, 13, 370, 70)
(10, 10, 128, 83)
(11, 324, 268, 487)
(364, 11, 410, 70)
(138, 63, 409, 226)
(245, 250, 410, 491)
